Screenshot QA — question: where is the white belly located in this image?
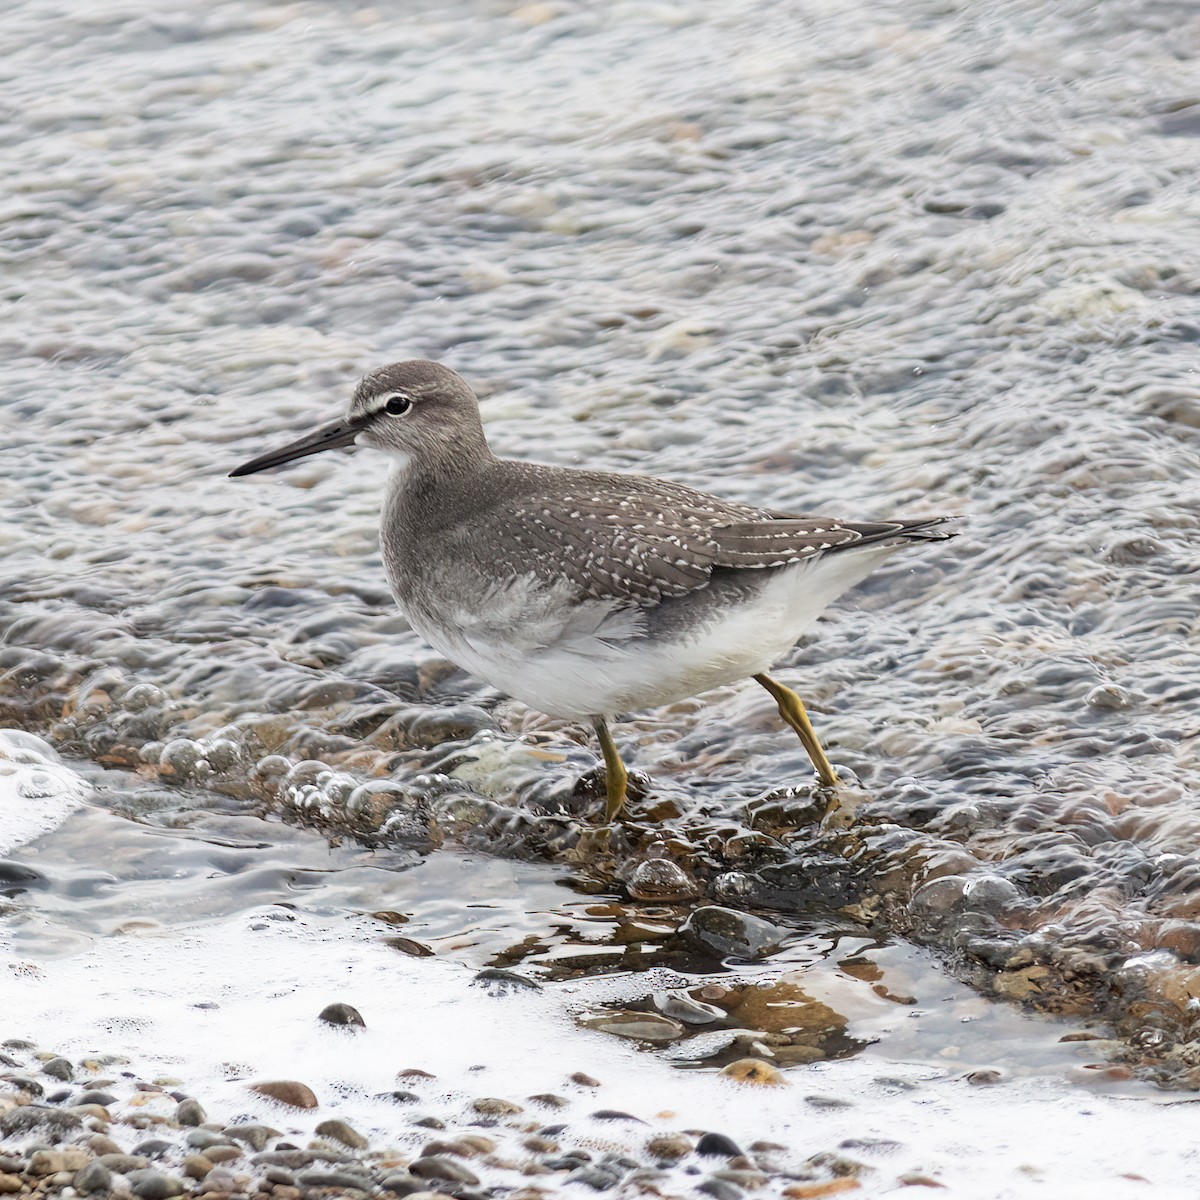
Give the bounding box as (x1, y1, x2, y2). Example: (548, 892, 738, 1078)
(404, 546, 896, 720)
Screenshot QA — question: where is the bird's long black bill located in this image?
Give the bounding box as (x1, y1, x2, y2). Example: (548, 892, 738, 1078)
(228, 417, 363, 478)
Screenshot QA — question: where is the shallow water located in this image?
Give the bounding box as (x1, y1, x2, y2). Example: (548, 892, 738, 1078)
(1, 0, 1199, 1147)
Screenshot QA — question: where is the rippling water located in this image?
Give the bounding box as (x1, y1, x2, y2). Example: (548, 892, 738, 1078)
(2, 0, 1199, 1101)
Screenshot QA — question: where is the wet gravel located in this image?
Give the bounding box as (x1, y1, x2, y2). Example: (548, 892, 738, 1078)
(1, 0, 1199, 1085)
(0, 1037, 882, 1200)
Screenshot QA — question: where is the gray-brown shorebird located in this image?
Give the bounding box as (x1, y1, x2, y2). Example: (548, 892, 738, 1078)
(230, 360, 955, 819)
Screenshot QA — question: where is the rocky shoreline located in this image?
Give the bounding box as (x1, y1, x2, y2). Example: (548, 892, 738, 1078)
(0, 1030, 897, 1200)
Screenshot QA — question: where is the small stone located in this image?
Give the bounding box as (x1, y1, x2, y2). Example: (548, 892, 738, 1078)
(569, 1071, 600, 1086)
(409, 1155, 480, 1184)
(697, 1178, 743, 1200)
(783, 1182, 862, 1198)
(646, 1134, 692, 1160)
(655, 992, 726, 1024)
(182, 1155, 213, 1180)
(579, 1010, 685, 1042)
(83, 1135, 123, 1156)
(98, 1155, 151, 1173)
(0, 1176, 21, 1195)
(29, 1150, 67, 1175)
(314, 1118, 368, 1149)
(74, 1160, 113, 1194)
(132, 1139, 173, 1159)
(965, 1069, 1003, 1086)
(626, 858, 700, 901)
(472, 968, 542, 994)
(897, 1174, 946, 1188)
(296, 1166, 375, 1190)
(42, 1057, 74, 1082)
(125, 1168, 186, 1198)
(528, 1093, 569, 1108)
(76, 1090, 117, 1106)
(205, 1145, 243, 1164)
(224, 1122, 282, 1150)
(263, 1165, 296, 1186)
(696, 1132, 742, 1158)
(378, 1172, 425, 1196)
(318, 1002, 366, 1028)
(681, 907, 787, 959)
(591, 1109, 646, 1124)
(470, 1096, 523, 1116)
(568, 1165, 620, 1190)
(720, 1058, 788, 1086)
(175, 1098, 206, 1126)
(383, 935, 435, 957)
(0, 1105, 82, 1140)
(805, 1094, 853, 1109)
(248, 1080, 318, 1108)
(397, 1068, 437, 1079)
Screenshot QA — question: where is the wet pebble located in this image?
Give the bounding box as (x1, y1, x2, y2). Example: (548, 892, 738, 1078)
(626, 858, 701, 901)
(696, 1132, 743, 1158)
(246, 1079, 317, 1108)
(314, 1118, 369, 1149)
(680, 906, 788, 959)
(174, 1098, 206, 1126)
(720, 1058, 788, 1085)
(125, 1168, 186, 1198)
(74, 1160, 112, 1194)
(409, 1155, 480, 1184)
(223, 1123, 281, 1150)
(41, 1056, 74, 1082)
(318, 1002, 367, 1028)
(579, 1009, 685, 1042)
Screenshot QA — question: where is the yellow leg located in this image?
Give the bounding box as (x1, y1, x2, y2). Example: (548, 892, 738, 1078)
(592, 716, 628, 821)
(753, 673, 839, 788)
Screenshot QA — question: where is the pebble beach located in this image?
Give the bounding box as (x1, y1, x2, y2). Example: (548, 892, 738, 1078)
(3, 0, 1200, 1194)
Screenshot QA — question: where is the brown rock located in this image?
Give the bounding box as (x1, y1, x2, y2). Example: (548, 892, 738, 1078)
(248, 1080, 318, 1109)
(720, 1058, 788, 1086)
(568, 1072, 600, 1087)
(0, 1175, 22, 1194)
(646, 1133, 692, 1160)
(470, 1097, 523, 1116)
(784, 1182, 860, 1198)
(315, 1118, 368, 1149)
(183, 1155, 213, 1180)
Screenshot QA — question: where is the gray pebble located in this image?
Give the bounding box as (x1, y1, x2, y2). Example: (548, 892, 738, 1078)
(318, 1002, 366, 1028)
(314, 1118, 368, 1149)
(471, 967, 542, 994)
(251, 1150, 318, 1168)
(680, 906, 787, 959)
(174, 1098, 206, 1126)
(131, 1139, 173, 1159)
(76, 1090, 117, 1107)
(74, 1160, 113, 1194)
(223, 1122, 279, 1150)
(125, 1168, 185, 1199)
(697, 1178, 744, 1200)
(378, 1173, 426, 1197)
(297, 1166, 376, 1190)
(696, 1132, 742, 1158)
(567, 1165, 621, 1190)
(409, 1155, 480, 1185)
(0, 1106, 82, 1140)
(184, 1129, 229, 1150)
(97, 1154, 151, 1173)
(42, 1057, 74, 1082)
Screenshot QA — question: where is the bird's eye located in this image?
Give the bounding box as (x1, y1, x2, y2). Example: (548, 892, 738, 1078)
(384, 394, 412, 416)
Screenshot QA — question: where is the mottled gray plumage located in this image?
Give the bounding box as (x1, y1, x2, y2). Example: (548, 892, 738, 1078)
(231, 360, 957, 815)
